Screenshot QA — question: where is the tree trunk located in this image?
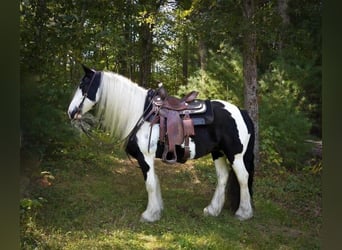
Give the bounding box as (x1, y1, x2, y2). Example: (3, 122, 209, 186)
(198, 35, 207, 71)
(277, 0, 289, 25)
(182, 33, 189, 85)
(277, 0, 289, 51)
(242, 0, 259, 168)
(138, 0, 164, 87)
(139, 23, 153, 87)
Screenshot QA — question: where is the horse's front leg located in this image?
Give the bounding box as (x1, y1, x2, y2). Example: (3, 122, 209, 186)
(140, 154, 163, 222)
(136, 123, 163, 222)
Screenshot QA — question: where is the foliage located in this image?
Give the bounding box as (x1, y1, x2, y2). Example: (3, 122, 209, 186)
(177, 69, 237, 104)
(259, 62, 312, 169)
(206, 43, 244, 105)
(20, 197, 47, 249)
(20, 0, 321, 137)
(177, 42, 243, 105)
(20, 73, 78, 158)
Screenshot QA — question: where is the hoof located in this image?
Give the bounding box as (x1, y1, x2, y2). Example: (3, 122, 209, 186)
(140, 210, 161, 223)
(234, 210, 253, 221)
(203, 207, 210, 217)
(203, 206, 220, 217)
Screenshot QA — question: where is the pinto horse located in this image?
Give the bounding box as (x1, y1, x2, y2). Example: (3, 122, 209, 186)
(68, 65, 255, 222)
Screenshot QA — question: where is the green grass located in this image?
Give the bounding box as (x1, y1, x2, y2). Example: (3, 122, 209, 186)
(20, 138, 321, 249)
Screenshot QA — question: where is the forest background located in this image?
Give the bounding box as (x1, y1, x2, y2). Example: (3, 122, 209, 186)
(20, 0, 321, 168)
(20, 0, 322, 249)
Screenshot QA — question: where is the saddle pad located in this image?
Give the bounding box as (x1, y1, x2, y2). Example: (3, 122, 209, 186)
(181, 100, 214, 126)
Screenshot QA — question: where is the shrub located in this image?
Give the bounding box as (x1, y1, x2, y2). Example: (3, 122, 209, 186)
(20, 74, 79, 158)
(259, 63, 311, 169)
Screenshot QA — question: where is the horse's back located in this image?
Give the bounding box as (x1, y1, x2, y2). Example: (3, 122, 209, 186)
(210, 100, 252, 137)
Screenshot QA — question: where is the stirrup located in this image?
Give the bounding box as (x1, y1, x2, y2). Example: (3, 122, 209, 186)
(162, 145, 177, 164)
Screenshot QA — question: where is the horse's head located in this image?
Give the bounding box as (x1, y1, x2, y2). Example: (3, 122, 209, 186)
(68, 65, 101, 120)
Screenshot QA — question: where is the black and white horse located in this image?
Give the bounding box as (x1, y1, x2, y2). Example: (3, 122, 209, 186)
(68, 65, 255, 222)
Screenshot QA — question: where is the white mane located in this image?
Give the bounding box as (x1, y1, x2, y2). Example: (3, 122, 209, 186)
(95, 71, 148, 140)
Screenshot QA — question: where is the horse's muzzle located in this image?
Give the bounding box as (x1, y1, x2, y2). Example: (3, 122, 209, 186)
(68, 107, 82, 120)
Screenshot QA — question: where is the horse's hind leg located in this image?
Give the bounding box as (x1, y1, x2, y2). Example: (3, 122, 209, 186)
(204, 153, 229, 217)
(232, 154, 253, 220)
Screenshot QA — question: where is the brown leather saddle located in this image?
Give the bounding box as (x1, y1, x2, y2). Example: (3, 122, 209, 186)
(149, 85, 208, 164)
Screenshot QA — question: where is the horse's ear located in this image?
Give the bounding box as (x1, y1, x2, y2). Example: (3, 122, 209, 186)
(81, 64, 95, 74)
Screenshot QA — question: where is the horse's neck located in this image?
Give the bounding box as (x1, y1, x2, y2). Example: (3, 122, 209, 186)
(97, 72, 147, 139)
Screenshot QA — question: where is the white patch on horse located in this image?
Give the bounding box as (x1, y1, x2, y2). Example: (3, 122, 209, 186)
(218, 100, 253, 220)
(181, 138, 196, 159)
(136, 122, 163, 222)
(204, 155, 229, 217)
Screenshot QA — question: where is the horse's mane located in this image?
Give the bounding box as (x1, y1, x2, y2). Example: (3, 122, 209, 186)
(95, 71, 148, 140)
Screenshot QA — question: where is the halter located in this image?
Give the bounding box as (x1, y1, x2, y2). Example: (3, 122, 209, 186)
(75, 70, 99, 118)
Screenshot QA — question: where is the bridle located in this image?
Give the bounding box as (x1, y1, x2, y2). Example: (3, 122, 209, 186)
(75, 70, 99, 119)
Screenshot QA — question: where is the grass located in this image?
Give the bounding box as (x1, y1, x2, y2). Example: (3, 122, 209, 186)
(20, 137, 322, 249)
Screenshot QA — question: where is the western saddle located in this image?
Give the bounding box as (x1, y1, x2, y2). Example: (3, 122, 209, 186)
(148, 84, 206, 164)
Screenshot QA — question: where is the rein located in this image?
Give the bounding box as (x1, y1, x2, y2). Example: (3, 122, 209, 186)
(123, 88, 158, 144)
(122, 88, 159, 165)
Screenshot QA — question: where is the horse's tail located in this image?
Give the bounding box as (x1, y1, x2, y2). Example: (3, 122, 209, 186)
(227, 110, 255, 212)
